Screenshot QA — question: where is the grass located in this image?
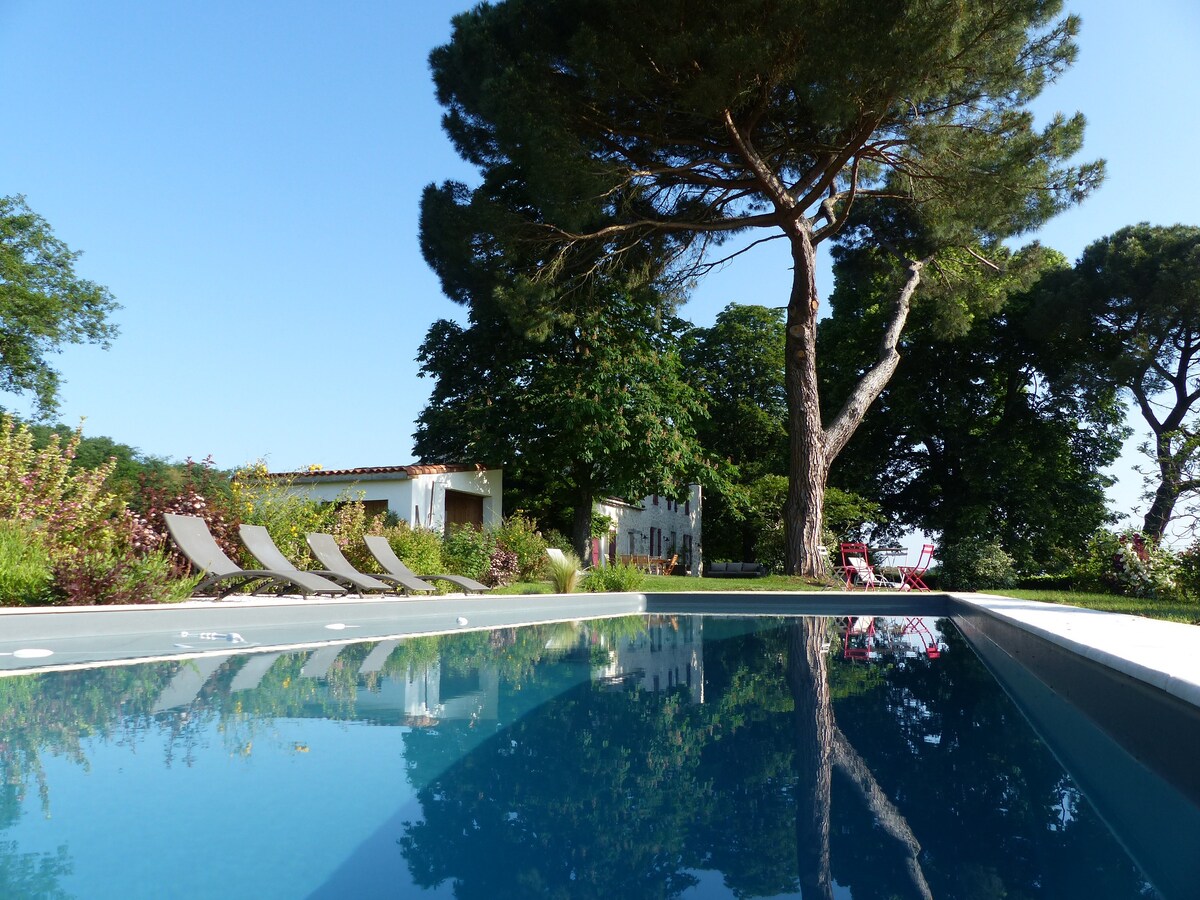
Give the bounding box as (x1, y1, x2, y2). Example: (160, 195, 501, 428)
(1002, 588, 1200, 624)
(495, 577, 1200, 625)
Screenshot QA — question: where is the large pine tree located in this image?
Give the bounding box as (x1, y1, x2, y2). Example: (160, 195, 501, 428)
(426, 0, 1101, 574)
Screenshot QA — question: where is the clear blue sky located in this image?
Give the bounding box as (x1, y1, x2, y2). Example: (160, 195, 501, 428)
(1, 1, 1198, 523)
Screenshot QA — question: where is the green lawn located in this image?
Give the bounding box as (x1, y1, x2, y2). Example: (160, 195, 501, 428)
(1001, 588, 1200, 624)
(497, 578, 1200, 625)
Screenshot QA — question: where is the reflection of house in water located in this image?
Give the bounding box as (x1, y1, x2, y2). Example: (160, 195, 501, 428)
(593, 617, 703, 704)
(352, 659, 499, 727)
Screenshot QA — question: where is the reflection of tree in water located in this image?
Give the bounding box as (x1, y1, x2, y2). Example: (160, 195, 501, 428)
(0, 618, 1162, 899)
(400, 686, 707, 899)
(398, 617, 1155, 900)
(0, 841, 72, 900)
(829, 623, 1155, 899)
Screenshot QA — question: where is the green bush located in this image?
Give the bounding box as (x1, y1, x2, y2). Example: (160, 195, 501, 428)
(1177, 540, 1200, 599)
(370, 522, 444, 576)
(583, 563, 645, 593)
(937, 539, 1017, 591)
(493, 514, 549, 580)
(443, 525, 495, 581)
(0, 522, 55, 604)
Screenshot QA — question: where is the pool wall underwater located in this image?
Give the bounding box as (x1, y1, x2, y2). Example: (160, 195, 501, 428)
(1, 590, 1197, 895)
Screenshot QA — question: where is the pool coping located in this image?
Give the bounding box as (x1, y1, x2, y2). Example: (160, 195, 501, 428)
(0, 590, 1197, 709)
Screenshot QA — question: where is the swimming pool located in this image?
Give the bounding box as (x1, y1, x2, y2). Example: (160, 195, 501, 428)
(0, 603, 1195, 899)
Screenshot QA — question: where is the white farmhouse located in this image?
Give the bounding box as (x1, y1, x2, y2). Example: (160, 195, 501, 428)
(270, 463, 503, 535)
(592, 485, 703, 575)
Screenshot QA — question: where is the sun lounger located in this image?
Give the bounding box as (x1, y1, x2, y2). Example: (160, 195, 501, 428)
(363, 534, 490, 594)
(164, 513, 346, 598)
(306, 532, 435, 595)
(238, 524, 393, 595)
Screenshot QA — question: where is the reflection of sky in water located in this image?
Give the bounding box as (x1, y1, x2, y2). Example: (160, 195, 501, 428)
(0, 616, 1181, 899)
(17, 720, 431, 898)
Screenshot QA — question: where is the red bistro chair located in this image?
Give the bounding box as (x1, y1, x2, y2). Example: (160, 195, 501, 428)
(839, 542, 877, 590)
(898, 544, 935, 591)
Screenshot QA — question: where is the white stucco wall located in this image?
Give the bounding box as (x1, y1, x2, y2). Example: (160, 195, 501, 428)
(282, 467, 503, 532)
(594, 484, 703, 574)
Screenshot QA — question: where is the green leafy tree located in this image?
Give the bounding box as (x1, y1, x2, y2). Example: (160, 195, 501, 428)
(1030, 223, 1200, 541)
(682, 304, 787, 560)
(683, 305, 884, 565)
(414, 273, 710, 558)
(427, 0, 1102, 575)
(0, 196, 118, 416)
(821, 243, 1125, 573)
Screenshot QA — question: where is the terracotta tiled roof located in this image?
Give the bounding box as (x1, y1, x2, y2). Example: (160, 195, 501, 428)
(267, 463, 491, 479)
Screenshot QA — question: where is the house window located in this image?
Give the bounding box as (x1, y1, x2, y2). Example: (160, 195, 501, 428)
(652, 494, 659, 506)
(685, 498, 690, 515)
(413, 505, 420, 526)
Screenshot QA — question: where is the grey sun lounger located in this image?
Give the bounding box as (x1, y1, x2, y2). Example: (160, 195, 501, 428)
(164, 513, 346, 598)
(307, 532, 436, 595)
(363, 534, 490, 594)
(239, 524, 391, 595)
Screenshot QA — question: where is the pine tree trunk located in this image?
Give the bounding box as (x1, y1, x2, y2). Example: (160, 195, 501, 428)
(1143, 432, 1180, 542)
(784, 227, 829, 577)
(788, 619, 834, 900)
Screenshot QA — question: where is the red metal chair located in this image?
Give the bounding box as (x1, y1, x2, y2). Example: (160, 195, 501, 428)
(839, 542, 877, 590)
(898, 544, 935, 591)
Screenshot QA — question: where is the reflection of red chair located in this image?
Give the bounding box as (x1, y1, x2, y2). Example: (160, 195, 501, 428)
(898, 544, 935, 591)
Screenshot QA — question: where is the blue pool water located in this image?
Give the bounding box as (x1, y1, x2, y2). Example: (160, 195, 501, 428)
(0, 615, 1190, 898)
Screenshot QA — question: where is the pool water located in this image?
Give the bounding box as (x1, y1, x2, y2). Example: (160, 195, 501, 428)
(0, 615, 1184, 898)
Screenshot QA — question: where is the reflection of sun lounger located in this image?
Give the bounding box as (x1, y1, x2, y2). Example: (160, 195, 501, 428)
(240, 524, 389, 595)
(358, 640, 401, 675)
(300, 645, 345, 678)
(363, 535, 490, 594)
(306, 532, 433, 595)
(152, 657, 227, 713)
(164, 513, 346, 598)
(230, 652, 283, 692)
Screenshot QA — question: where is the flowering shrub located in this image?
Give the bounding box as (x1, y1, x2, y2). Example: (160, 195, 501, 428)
(1075, 530, 1180, 599)
(128, 456, 241, 574)
(483, 546, 519, 587)
(230, 462, 353, 567)
(0, 416, 198, 604)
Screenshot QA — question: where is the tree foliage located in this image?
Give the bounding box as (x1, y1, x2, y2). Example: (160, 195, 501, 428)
(428, 0, 1102, 574)
(1030, 223, 1200, 541)
(822, 243, 1125, 573)
(0, 196, 118, 416)
(413, 273, 710, 556)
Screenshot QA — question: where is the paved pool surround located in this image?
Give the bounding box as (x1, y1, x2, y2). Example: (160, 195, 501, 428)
(0, 590, 1195, 700)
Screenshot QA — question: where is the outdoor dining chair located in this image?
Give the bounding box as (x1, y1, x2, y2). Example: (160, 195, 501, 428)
(898, 544, 935, 591)
(838, 542, 902, 590)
